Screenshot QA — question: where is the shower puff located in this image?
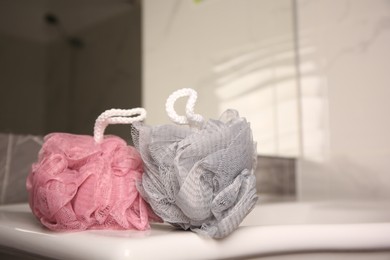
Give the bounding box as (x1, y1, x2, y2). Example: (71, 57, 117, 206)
(132, 89, 258, 238)
(26, 108, 161, 231)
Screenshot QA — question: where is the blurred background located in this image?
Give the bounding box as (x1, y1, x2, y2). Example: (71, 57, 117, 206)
(1, 0, 390, 204)
(0, 0, 141, 137)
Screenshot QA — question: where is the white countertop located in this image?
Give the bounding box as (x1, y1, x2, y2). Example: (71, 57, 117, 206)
(0, 203, 390, 259)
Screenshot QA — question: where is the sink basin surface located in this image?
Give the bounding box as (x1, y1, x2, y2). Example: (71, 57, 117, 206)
(0, 201, 389, 259)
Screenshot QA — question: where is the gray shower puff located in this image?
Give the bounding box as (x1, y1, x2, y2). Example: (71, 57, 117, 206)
(131, 109, 258, 238)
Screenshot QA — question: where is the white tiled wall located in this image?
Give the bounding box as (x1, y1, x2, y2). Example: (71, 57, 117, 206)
(297, 0, 390, 200)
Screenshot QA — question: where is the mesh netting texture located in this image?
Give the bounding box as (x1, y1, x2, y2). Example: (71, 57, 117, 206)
(26, 133, 161, 231)
(132, 109, 258, 238)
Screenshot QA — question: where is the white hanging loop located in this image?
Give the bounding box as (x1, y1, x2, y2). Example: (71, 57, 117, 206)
(165, 88, 204, 126)
(94, 108, 146, 143)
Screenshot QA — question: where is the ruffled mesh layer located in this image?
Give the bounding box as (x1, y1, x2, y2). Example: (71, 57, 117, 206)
(26, 133, 161, 231)
(132, 109, 258, 238)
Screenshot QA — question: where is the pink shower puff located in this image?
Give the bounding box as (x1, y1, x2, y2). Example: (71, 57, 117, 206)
(26, 108, 161, 231)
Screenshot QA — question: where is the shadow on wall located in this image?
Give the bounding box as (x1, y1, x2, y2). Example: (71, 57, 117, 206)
(255, 155, 296, 200)
(211, 35, 301, 157)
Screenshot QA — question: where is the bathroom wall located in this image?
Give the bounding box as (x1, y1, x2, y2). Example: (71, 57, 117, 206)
(143, 0, 390, 200)
(142, 0, 301, 157)
(142, 0, 298, 199)
(296, 0, 390, 200)
(0, 0, 141, 140)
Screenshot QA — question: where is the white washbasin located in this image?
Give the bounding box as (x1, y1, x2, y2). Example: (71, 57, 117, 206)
(0, 201, 389, 259)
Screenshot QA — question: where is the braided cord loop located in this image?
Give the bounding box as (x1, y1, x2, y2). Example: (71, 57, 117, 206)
(94, 108, 146, 143)
(165, 88, 204, 126)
